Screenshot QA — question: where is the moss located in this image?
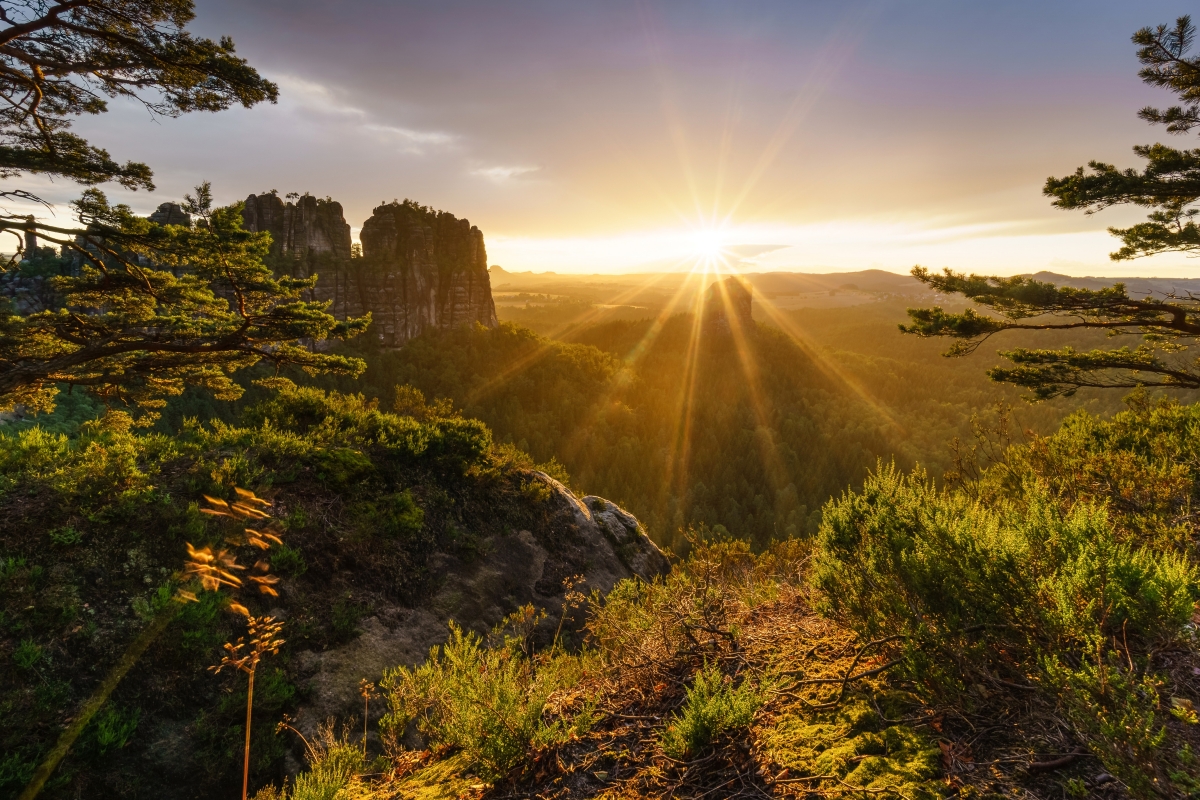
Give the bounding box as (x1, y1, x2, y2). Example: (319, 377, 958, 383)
(388, 753, 476, 799)
(760, 694, 941, 799)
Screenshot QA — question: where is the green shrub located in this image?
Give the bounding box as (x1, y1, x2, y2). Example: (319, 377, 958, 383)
(1044, 653, 1167, 797)
(355, 490, 424, 539)
(0, 555, 27, 582)
(13, 638, 42, 670)
(380, 622, 584, 781)
(271, 544, 308, 577)
(48, 526, 82, 546)
(814, 460, 1200, 796)
(289, 723, 367, 800)
(814, 465, 1198, 659)
(89, 704, 140, 754)
(131, 584, 174, 621)
(331, 597, 370, 642)
(0, 751, 36, 793)
(661, 662, 762, 759)
(312, 447, 374, 485)
(176, 589, 226, 654)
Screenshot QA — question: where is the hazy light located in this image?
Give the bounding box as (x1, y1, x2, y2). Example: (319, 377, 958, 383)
(487, 218, 1200, 277)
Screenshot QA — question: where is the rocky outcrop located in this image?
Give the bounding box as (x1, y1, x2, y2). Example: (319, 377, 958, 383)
(147, 202, 191, 227)
(702, 276, 753, 332)
(240, 194, 498, 347)
(290, 473, 667, 743)
(242, 192, 352, 262)
(0, 269, 57, 314)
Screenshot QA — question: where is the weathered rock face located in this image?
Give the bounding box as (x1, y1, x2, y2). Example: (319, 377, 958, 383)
(289, 471, 668, 747)
(0, 269, 57, 314)
(147, 202, 192, 227)
(357, 200, 498, 345)
(702, 276, 753, 332)
(240, 194, 498, 347)
(242, 193, 352, 262)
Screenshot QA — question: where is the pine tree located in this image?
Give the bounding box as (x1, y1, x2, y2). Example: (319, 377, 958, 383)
(0, 2, 369, 414)
(903, 17, 1200, 398)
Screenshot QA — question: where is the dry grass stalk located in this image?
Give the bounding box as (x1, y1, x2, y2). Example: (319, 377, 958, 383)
(210, 615, 286, 800)
(359, 679, 377, 756)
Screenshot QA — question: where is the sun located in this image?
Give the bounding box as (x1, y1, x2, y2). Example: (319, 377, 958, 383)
(688, 229, 725, 266)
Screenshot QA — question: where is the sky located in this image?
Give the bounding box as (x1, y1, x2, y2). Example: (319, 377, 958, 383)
(28, 0, 1200, 276)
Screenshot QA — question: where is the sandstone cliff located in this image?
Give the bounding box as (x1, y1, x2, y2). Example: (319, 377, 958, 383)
(357, 200, 498, 346)
(241, 194, 498, 347)
(242, 192, 352, 262)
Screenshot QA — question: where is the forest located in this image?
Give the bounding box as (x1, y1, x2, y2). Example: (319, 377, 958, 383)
(8, 3, 1200, 800)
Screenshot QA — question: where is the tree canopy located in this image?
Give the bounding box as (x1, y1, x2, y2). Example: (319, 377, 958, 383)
(0, 0, 277, 205)
(0, 2, 369, 416)
(903, 16, 1200, 398)
(1, 184, 369, 415)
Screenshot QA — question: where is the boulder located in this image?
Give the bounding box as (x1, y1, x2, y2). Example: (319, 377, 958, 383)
(288, 473, 667, 742)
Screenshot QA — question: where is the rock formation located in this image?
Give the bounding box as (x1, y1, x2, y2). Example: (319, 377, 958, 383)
(356, 200, 498, 345)
(147, 202, 192, 227)
(290, 471, 668, 743)
(242, 192, 352, 262)
(702, 276, 753, 332)
(241, 194, 498, 346)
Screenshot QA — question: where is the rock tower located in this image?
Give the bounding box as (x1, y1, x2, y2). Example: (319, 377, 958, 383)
(701, 276, 753, 332)
(241, 194, 498, 346)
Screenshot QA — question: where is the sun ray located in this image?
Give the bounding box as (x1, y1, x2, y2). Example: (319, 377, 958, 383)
(557, 265, 711, 467)
(460, 260, 700, 407)
(719, 2, 879, 227)
(713, 275, 789, 496)
(659, 270, 709, 504)
(751, 291, 905, 434)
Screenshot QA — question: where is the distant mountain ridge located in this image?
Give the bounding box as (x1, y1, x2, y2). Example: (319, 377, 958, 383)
(1028, 271, 1200, 296)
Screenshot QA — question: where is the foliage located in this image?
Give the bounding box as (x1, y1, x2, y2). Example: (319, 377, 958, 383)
(303, 306, 1137, 551)
(270, 544, 307, 577)
(1, 186, 370, 416)
(0, 376, 541, 798)
(902, 268, 1200, 397)
(13, 637, 42, 670)
(0, 1, 370, 420)
(331, 537, 943, 799)
(290, 736, 364, 800)
(356, 490, 424, 539)
(87, 704, 140, 756)
(379, 621, 584, 782)
(0, 0, 277, 203)
(813, 397, 1200, 795)
(661, 661, 761, 759)
(759, 696, 940, 800)
(902, 16, 1200, 396)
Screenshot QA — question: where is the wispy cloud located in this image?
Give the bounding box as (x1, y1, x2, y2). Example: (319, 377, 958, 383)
(471, 165, 539, 181)
(275, 74, 455, 153)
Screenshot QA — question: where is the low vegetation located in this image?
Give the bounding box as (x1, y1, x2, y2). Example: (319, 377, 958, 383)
(265, 394, 1200, 800)
(0, 379, 573, 798)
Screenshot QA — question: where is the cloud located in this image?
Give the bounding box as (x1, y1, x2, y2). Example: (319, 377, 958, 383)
(471, 165, 540, 181)
(364, 123, 455, 146)
(274, 74, 455, 153)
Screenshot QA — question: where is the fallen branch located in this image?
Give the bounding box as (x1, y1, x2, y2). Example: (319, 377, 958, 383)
(1027, 751, 1086, 773)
